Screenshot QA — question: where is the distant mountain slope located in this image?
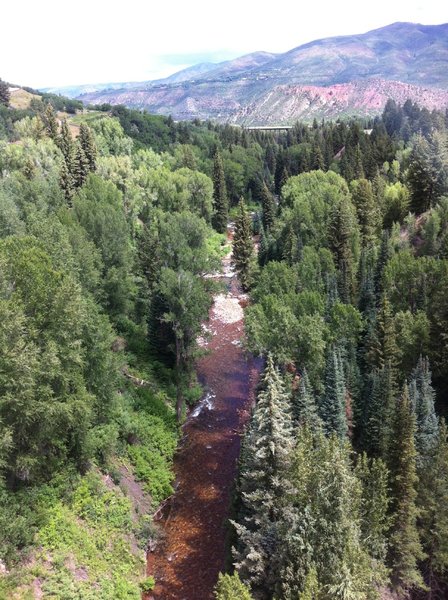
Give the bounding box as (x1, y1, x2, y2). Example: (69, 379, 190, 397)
(73, 22, 448, 122)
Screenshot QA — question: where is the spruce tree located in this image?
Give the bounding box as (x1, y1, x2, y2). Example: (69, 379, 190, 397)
(311, 141, 325, 171)
(59, 160, 75, 207)
(0, 78, 10, 106)
(78, 123, 97, 172)
(407, 134, 445, 214)
(319, 348, 347, 438)
(58, 118, 74, 167)
(409, 356, 438, 464)
(261, 182, 276, 231)
(212, 149, 228, 233)
(232, 355, 293, 596)
(328, 197, 358, 303)
(355, 453, 390, 563)
(388, 386, 425, 597)
(42, 103, 59, 142)
(73, 144, 90, 188)
(232, 199, 255, 291)
(350, 178, 379, 245)
(291, 368, 321, 429)
(362, 366, 395, 460)
(417, 419, 448, 594)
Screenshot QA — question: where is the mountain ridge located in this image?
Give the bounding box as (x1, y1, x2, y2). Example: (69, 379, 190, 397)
(50, 22, 448, 123)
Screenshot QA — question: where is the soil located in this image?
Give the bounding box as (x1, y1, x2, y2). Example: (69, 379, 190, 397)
(146, 228, 262, 600)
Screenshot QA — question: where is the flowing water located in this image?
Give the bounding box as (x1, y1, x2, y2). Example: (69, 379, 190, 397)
(146, 229, 262, 599)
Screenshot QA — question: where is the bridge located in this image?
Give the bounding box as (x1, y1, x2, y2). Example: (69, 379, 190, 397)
(243, 125, 293, 131)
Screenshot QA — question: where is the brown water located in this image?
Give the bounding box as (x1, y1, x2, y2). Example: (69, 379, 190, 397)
(146, 232, 262, 600)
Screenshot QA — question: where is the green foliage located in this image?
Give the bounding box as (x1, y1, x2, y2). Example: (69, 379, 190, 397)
(212, 149, 229, 233)
(232, 199, 256, 290)
(214, 572, 253, 599)
(140, 576, 156, 592)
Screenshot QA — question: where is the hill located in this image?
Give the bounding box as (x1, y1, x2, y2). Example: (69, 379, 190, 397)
(71, 22, 448, 123)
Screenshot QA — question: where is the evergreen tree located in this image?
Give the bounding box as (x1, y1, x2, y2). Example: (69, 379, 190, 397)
(311, 141, 325, 171)
(58, 118, 74, 167)
(214, 573, 253, 600)
(409, 356, 438, 464)
(232, 356, 293, 596)
(388, 386, 425, 597)
(261, 182, 276, 231)
(350, 179, 379, 245)
(291, 368, 321, 429)
(328, 197, 358, 303)
(319, 348, 347, 438)
(73, 145, 90, 188)
(42, 103, 59, 141)
(59, 160, 75, 207)
(78, 123, 97, 172)
(232, 199, 255, 291)
(362, 366, 395, 460)
(417, 419, 448, 595)
(407, 134, 445, 214)
(0, 78, 10, 106)
(212, 149, 228, 233)
(355, 453, 390, 563)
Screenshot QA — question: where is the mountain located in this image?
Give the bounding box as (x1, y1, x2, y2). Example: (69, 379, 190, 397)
(72, 22, 448, 123)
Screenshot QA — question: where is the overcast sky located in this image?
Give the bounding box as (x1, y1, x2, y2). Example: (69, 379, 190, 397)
(2, 0, 446, 88)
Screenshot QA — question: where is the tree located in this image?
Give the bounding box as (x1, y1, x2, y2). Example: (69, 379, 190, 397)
(407, 134, 446, 215)
(158, 268, 210, 421)
(0, 78, 10, 106)
(409, 357, 438, 464)
(72, 144, 90, 188)
(78, 123, 97, 172)
(42, 103, 59, 141)
(328, 197, 359, 303)
(291, 368, 321, 429)
(350, 179, 379, 245)
(212, 149, 228, 233)
(214, 573, 253, 600)
(261, 182, 276, 231)
(417, 419, 448, 595)
(388, 386, 425, 597)
(232, 199, 255, 291)
(319, 348, 347, 438)
(232, 356, 293, 596)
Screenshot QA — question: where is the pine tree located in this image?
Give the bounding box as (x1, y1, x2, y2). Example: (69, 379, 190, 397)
(58, 118, 74, 168)
(409, 356, 438, 464)
(407, 134, 446, 215)
(350, 178, 379, 245)
(291, 368, 321, 429)
(42, 103, 59, 141)
(355, 453, 390, 563)
(388, 386, 425, 597)
(319, 348, 347, 438)
(212, 149, 228, 233)
(232, 199, 255, 291)
(0, 78, 10, 106)
(72, 144, 90, 188)
(282, 222, 298, 266)
(362, 366, 395, 460)
(261, 182, 276, 231)
(311, 141, 325, 171)
(59, 160, 75, 207)
(417, 419, 448, 595)
(328, 197, 358, 303)
(214, 573, 253, 600)
(78, 122, 97, 172)
(232, 355, 293, 596)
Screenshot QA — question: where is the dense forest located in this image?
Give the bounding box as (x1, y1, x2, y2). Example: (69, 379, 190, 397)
(1, 80, 448, 599)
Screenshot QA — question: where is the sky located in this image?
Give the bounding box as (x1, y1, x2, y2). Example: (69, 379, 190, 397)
(1, 0, 446, 89)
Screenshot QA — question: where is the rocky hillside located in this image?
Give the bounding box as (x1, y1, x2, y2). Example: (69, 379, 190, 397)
(74, 22, 448, 123)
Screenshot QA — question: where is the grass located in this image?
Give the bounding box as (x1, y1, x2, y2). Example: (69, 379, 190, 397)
(8, 88, 40, 110)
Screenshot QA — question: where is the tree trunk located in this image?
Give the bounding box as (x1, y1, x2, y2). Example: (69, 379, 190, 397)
(175, 336, 184, 422)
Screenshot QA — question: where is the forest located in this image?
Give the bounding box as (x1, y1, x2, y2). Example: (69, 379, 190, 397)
(1, 78, 448, 599)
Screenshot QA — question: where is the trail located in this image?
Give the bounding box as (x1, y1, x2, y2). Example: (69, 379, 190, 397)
(146, 226, 262, 599)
